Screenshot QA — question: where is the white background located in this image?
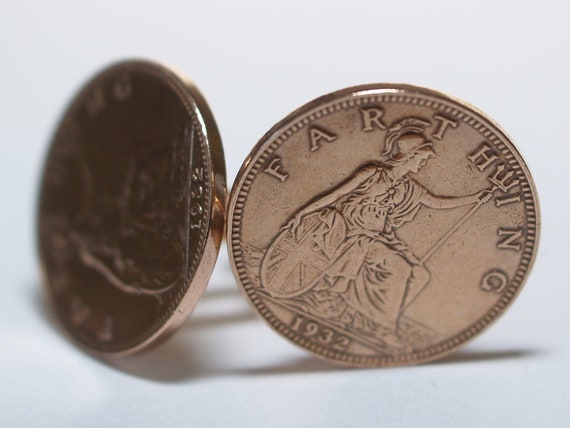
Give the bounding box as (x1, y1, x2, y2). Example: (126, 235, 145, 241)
(1, 1, 569, 426)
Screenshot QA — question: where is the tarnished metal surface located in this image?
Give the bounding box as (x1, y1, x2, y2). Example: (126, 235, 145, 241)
(38, 60, 226, 357)
(228, 84, 539, 366)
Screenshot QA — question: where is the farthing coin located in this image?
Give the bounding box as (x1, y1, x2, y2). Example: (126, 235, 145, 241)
(228, 84, 539, 367)
(38, 60, 226, 357)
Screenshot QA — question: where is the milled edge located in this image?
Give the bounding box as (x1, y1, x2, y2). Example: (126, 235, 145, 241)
(38, 60, 216, 357)
(228, 85, 539, 367)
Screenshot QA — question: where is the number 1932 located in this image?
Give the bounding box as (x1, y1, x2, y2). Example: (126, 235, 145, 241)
(290, 315, 351, 351)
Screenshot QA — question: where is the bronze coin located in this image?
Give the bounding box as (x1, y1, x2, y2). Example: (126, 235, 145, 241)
(227, 84, 539, 367)
(38, 60, 225, 357)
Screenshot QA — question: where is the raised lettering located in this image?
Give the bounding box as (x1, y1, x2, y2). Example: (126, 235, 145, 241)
(490, 163, 520, 192)
(290, 315, 304, 331)
(190, 220, 202, 230)
(480, 269, 508, 293)
(290, 315, 351, 351)
(190, 202, 203, 216)
(332, 336, 351, 351)
(467, 142, 499, 172)
(191, 184, 204, 199)
(360, 107, 387, 132)
(264, 156, 288, 182)
(495, 193, 521, 207)
(113, 74, 132, 100)
(86, 87, 105, 116)
(497, 228, 523, 251)
(71, 297, 90, 325)
(432, 114, 458, 140)
(319, 328, 334, 343)
(309, 126, 337, 151)
(192, 167, 204, 181)
(97, 316, 113, 342)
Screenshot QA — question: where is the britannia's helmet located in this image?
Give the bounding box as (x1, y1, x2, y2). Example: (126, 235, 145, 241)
(382, 117, 435, 160)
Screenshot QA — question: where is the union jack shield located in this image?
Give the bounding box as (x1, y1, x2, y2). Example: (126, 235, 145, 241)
(260, 209, 346, 297)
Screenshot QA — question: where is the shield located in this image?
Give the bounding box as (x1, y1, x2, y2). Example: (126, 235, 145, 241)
(260, 209, 347, 297)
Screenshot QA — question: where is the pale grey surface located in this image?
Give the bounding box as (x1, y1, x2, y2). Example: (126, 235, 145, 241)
(1, 1, 568, 426)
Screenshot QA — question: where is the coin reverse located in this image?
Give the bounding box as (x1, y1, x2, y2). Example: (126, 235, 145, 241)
(228, 84, 539, 367)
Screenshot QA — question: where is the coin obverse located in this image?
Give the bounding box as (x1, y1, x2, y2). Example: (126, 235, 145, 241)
(38, 61, 226, 357)
(228, 84, 539, 367)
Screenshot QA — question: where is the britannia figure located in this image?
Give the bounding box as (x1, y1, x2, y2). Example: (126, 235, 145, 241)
(260, 117, 492, 350)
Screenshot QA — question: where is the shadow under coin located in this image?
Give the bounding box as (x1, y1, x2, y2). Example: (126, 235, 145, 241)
(241, 356, 341, 376)
(111, 340, 543, 382)
(31, 281, 540, 383)
(111, 305, 345, 381)
(112, 308, 259, 382)
(30, 280, 255, 382)
(434, 348, 542, 365)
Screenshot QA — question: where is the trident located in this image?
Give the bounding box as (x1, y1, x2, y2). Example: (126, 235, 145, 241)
(420, 172, 515, 264)
(400, 174, 515, 311)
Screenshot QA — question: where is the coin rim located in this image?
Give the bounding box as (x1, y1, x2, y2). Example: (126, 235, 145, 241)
(37, 59, 226, 358)
(227, 83, 540, 367)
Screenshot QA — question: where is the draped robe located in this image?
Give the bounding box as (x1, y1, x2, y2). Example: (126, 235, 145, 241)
(289, 162, 430, 337)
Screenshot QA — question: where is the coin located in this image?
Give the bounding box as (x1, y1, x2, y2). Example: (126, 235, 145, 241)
(227, 84, 539, 367)
(38, 60, 226, 357)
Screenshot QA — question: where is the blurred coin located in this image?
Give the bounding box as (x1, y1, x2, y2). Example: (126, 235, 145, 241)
(38, 60, 225, 357)
(228, 84, 539, 366)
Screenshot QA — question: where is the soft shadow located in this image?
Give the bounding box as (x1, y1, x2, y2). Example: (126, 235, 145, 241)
(113, 344, 343, 382)
(29, 281, 253, 382)
(111, 308, 260, 381)
(31, 280, 315, 383)
(110, 335, 228, 382)
(242, 356, 342, 376)
(434, 348, 542, 365)
(31, 281, 542, 383)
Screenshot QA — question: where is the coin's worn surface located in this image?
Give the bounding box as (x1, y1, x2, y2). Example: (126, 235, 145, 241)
(38, 60, 225, 356)
(228, 84, 539, 367)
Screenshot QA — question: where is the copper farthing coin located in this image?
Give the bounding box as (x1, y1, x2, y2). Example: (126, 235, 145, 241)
(38, 60, 225, 356)
(228, 84, 539, 367)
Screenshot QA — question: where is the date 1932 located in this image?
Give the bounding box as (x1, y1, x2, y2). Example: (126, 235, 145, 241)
(290, 315, 351, 351)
